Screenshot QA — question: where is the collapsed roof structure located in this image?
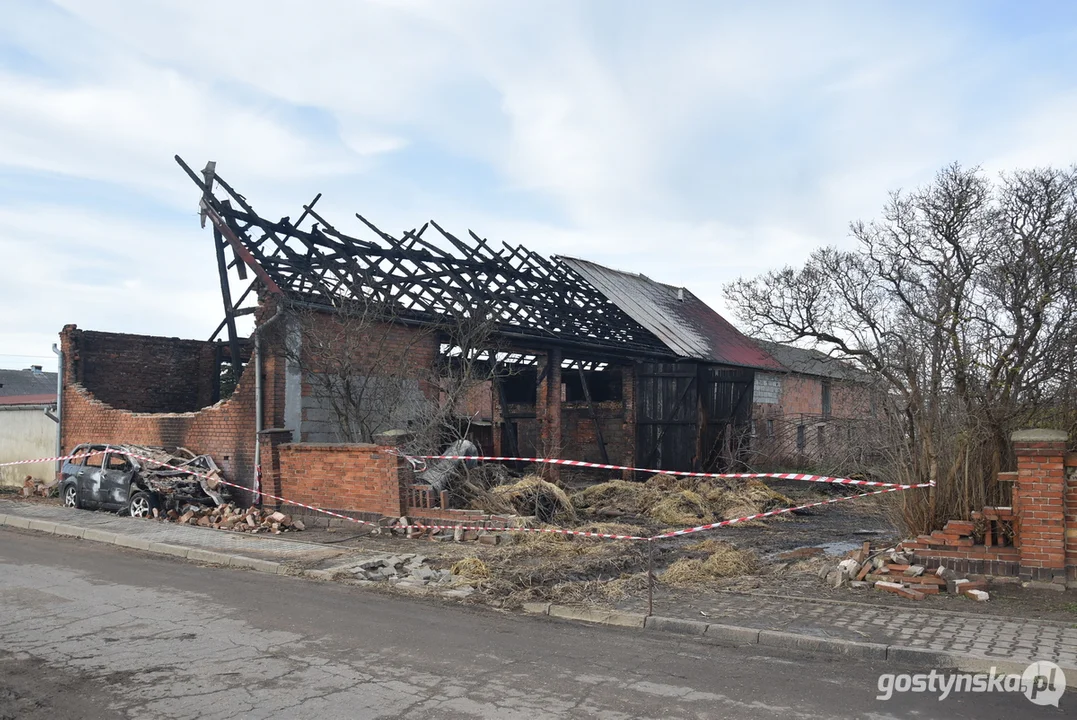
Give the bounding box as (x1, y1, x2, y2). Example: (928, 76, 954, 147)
(175, 156, 782, 371)
(175, 156, 786, 472)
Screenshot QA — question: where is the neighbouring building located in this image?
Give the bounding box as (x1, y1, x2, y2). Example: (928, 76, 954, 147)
(0, 366, 58, 486)
(749, 340, 876, 469)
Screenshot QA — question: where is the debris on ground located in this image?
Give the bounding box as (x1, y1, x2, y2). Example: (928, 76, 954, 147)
(415, 439, 479, 492)
(345, 554, 454, 586)
(122, 445, 229, 508)
(21, 476, 57, 498)
(818, 541, 992, 601)
(151, 503, 305, 534)
(450, 556, 491, 579)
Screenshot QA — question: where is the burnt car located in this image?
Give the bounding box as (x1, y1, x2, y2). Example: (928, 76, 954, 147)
(60, 444, 228, 517)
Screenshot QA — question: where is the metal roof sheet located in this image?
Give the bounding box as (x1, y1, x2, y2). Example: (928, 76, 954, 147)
(557, 257, 785, 371)
(0, 369, 56, 399)
(753, 340, 872, 382)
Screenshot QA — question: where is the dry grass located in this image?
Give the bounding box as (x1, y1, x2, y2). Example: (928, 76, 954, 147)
(660, 542, 758, 587)
(450, 556, 491, 579)
(648, 490, 714, 526)
(571, 474, 793, 528)
(571, 480, 660, 515)
(478, 475, 576, 523)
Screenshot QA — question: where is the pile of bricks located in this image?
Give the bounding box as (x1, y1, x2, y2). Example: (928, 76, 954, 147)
(822, 542, 990, 601)
(150, 503, 306, 534)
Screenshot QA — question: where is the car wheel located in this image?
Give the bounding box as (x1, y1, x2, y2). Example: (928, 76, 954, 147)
(63, 484, 80, 509)
(127, 491, 154, 518)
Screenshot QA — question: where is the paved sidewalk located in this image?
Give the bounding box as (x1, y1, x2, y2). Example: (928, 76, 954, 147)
(614, 589, 1077, 674)
(0, 500, 347, 572)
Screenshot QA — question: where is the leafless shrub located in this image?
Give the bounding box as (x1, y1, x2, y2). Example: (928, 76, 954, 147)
(725, 164, 1077, 533)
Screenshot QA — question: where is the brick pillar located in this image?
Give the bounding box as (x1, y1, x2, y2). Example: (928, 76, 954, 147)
(257, 428, 292, 509)
(1012, 429, 1068, 584)
(1066, 452, 1077, 584)
(374, 430, 412, 518)
(537, 349, 562, 480)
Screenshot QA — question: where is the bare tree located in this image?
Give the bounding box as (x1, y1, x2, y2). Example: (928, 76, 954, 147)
(283, 298, 437, 444)
(280, 293, 507, 466)
(724, 164, 1077, 531)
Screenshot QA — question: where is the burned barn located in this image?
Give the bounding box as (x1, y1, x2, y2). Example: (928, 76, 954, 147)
(58, 158, 787, 518)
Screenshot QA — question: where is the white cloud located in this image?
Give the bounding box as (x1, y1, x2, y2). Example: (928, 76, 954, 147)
(2, 0, 1077, 367)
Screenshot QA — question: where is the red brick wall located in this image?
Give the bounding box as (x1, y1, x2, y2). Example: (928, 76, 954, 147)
(1012, 430, 1069, 583)
(59, 325, 269, 503)
(559, 401, 631, 465)
(297, 315, 441, 442)
(277, 443, 405, 517)
(64, 325, 220, 413)
(751, 373, 874, 467)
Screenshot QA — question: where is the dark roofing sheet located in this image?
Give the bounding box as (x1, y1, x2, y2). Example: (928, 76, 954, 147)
(558, 257, 785, 371)
(0, 369, 56, 399)
(754, 340, 871, 381)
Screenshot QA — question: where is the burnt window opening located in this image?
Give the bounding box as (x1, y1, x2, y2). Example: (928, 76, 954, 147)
(796, 424, 806, 451)
(562, 368, 623, 403)
(218, 360, 243, 401)
(766, 419, 775, 438)
(816, 425, 825, 449)
(501, 368, 537, 404)
(821, 380, 832, 419)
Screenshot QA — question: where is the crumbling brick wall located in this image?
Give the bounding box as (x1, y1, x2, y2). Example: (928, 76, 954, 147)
(58, 324, 276, 502)
(65, 326, 220, 413)
(559, 402, 631, 466)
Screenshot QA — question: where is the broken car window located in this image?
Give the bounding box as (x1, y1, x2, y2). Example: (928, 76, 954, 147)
(106, 453, 130, 471)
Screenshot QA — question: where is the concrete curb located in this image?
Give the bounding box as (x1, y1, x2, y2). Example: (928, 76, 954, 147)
(527, 603, 1077, 686)
(0, 512, 284, 576)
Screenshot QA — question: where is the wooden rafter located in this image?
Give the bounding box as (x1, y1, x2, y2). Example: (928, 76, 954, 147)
(176, 156, 675, 357)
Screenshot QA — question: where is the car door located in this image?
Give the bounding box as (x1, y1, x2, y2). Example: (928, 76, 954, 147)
(77, 448, 107, 507)
(99, 451, 137, 509)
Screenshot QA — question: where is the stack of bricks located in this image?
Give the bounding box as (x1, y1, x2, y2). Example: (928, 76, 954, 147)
(898, 514, 1019, 576)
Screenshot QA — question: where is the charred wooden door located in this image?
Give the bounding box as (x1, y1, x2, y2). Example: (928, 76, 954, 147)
(700, 366, 755, 471)
(636, 362, 699, 472)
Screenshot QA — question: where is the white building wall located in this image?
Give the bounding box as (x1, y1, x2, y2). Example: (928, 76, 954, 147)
(0, 406, 56, 486)
(753, 373, 782, 405)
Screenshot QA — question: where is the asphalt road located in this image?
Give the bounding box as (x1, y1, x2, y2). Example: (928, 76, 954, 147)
(0, 528, 1065, 719)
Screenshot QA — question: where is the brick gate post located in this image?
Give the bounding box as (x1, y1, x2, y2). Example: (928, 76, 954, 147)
(1011, 429, 1068, 585)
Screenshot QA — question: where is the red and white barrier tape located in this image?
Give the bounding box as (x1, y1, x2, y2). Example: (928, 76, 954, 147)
(395, 452, 926, 489)
(125, 450, 929, 541)
(24, 449, 932, 543)
(119, 450, 381, 530)
(0, 450, 103, 468)
(123, 451, 643, 539)
(648, 483, 934, 539)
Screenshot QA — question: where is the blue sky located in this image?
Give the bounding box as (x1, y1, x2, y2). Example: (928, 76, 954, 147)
(3, 0, 1077, 369)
